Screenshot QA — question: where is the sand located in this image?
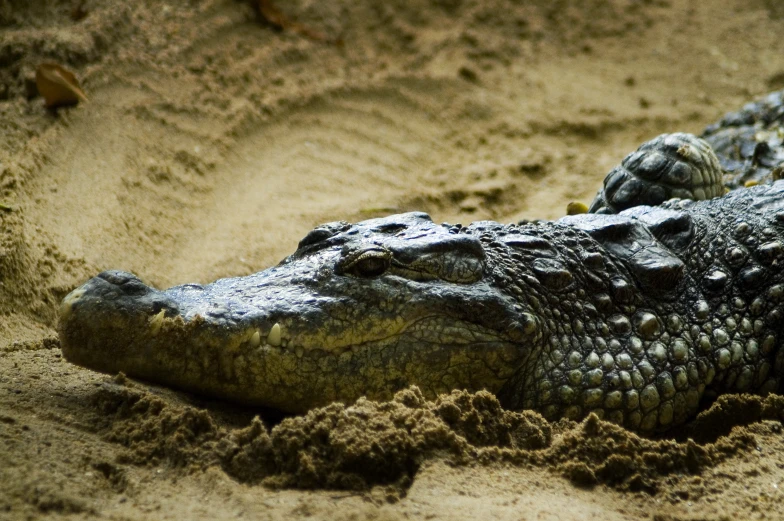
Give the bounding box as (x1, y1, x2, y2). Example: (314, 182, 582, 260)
(4, 0, 784, 519)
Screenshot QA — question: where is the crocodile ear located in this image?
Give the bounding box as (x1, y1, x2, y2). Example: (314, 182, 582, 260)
(560, 213, 685, 293)
(499, 234, 558, 258)
(391, 233, 487, 283)
(587, 133, 724, 213)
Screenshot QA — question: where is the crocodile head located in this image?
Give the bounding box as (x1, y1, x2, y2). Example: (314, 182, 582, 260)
(58, 212, 538, 412)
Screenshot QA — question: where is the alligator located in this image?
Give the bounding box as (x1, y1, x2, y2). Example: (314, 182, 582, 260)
(58, 91, 784, 432)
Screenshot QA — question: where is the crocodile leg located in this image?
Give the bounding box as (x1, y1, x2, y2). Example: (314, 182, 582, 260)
(588, 133, 725, 214)
(590, 90, 784, 214)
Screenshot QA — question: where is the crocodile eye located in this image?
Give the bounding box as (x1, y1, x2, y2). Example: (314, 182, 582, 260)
(350, 254, 389, 277)
(340, 249, 391, 278)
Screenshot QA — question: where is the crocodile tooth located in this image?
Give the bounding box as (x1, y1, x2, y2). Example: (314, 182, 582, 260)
(295, 346, 304, 358)
(150, 310, 165, 336)
(250, 330, 261, 348)
(268, 323, 281, 347)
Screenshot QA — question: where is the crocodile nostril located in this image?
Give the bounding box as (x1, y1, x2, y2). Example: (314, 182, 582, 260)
(97, 270, 141, 286)
(118, 279, 150, 296)
(96, 270, 149, 296)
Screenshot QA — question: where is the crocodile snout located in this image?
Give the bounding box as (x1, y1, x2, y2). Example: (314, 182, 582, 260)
(59, 270, 183, 374)
(60, 270, 179, 322)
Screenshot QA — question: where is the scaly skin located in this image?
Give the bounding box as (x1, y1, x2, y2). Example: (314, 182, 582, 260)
(59, 92, 784, 432)
(702, 90, 784, 189)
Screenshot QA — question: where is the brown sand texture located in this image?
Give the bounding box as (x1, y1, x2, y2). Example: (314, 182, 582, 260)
(4, 1, 784, 519)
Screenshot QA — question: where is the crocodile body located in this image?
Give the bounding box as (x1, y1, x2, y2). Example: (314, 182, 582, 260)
(58, 92, 784, 432)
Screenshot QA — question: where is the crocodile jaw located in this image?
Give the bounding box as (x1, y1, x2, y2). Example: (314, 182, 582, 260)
(58, 270, 527, 412)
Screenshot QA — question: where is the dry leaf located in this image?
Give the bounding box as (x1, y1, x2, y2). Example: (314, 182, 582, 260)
(35, 63, 89, 109)
(257, 0, 287, 30)
(255, 0, 341, 45)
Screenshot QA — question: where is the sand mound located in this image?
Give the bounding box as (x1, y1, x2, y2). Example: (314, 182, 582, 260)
(83, 371, 784, 501)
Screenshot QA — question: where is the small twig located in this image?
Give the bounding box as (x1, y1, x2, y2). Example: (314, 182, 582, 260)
(329, 492, 363, 500)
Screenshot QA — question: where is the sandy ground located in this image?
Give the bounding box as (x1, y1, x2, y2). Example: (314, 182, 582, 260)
(4, 0, 784, 519)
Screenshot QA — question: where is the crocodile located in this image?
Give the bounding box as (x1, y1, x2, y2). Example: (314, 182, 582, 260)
(58, 92, 784, 432)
